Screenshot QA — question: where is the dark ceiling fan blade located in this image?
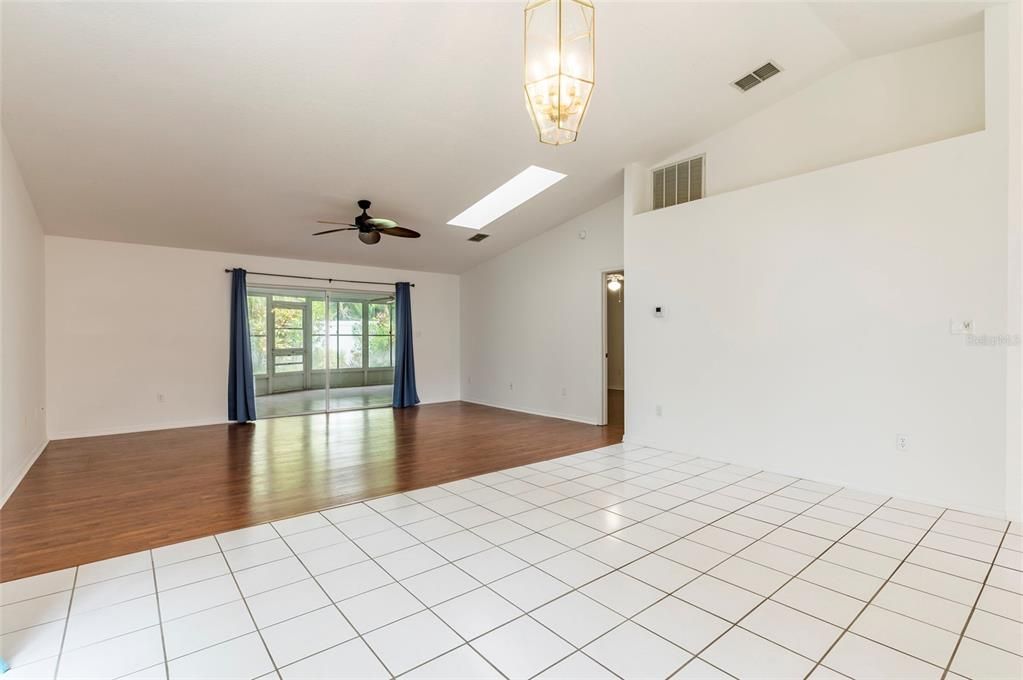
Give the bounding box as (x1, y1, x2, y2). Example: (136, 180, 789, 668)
(378, 226, 421, 238)
(317, 220, 359, 226)
(312, 227, 358, 236)
(365, 217, 399, 229)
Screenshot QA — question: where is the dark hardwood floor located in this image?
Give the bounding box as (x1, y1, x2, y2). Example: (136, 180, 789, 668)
(0, 402, 622, 582)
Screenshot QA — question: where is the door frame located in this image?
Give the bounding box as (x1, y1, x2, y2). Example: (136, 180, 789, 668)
(600, 268, 624, 427)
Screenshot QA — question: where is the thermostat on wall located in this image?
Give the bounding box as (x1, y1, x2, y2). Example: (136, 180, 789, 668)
(654, 306, 664, 317)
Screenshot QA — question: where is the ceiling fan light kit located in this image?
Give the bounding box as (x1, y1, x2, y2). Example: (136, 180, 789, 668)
(314, 200, 421, 245)
(524, 0, 595, 146)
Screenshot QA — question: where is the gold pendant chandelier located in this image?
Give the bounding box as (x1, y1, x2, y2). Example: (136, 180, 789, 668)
(523, 0, 595, 146)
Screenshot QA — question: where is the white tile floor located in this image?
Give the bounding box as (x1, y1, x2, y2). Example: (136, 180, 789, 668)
(2, 443, 1021, 680)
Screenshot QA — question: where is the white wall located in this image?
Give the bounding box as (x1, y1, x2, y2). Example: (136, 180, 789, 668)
(648, 31, 985, 204)
(45, 237, 460, 438)
(1, 134, 48, 504)
(461, 197, 624, 425)
(622, 20, 1019, 519)
(992, 2, 1023, 521)
(624, 130, 1008, 516)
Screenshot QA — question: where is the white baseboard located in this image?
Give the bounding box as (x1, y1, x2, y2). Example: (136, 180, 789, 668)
(1, 438, 49, 507)
(49, 417, 229, 440)
(461, 399, 600, 426)
(48, 399, 457, 441)
(622, 436, 1012, 521)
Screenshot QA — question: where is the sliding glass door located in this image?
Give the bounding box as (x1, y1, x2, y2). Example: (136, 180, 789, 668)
(247, 286, 395, 418)
(269, 300, 307, 394)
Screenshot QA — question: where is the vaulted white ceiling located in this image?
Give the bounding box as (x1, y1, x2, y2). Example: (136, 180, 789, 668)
(2, 2, 984, 273)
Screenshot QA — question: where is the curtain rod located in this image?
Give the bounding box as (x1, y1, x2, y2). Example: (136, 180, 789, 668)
(224, 269, 413, 287)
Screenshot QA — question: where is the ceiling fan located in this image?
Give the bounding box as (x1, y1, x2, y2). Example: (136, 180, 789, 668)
(314, 199, 421, 245)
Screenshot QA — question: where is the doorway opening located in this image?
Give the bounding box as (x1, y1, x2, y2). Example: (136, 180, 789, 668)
(603, 270, 624, 431)
(246, 285, 395, 418)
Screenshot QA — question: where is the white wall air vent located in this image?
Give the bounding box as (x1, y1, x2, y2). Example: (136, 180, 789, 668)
(652, 155, 704, 210)
(732, 61, 782, 92)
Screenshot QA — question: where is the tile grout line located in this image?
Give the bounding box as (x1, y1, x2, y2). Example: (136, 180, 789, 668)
(335, 451, 765, 679)
(49, 567, 78, 680)
(154, 512, 521, 663)
(262, 518, 425, 679)
(740, 499, 910, 674)
(507, 466, 817, 679)
(803, 507, 951, 679)
(567, 471, 910, 676)
(613, 479, 859, 678)
(148, 550, 171, 680)
(326, 450, 713, 679)
(689, 508, 872, 674)
(155, 503, 977, 680)
(939, 522, 1012, 680)
(6, 509, 939, 651)
(309, 504, 532, 679)
(289, 443, 658, 676)
(500, 465, 781, 680)
(307, 513, 614, 677)
(210, 533, 280, 677)
(562, 489, 817, 678)
(140, 495, 1007, 645)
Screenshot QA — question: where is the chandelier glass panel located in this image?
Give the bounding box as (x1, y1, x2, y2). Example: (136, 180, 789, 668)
(524, 0, 595, 145)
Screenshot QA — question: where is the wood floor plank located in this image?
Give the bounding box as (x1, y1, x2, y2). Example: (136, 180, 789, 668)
(0, 401, 622, 581)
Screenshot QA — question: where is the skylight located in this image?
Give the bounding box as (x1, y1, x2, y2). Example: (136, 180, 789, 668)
(447, 165, 566, 230)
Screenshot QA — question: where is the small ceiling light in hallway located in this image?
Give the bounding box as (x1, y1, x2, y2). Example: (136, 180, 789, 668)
(607, 273, 623, 301)
(524, 0, 595, 145)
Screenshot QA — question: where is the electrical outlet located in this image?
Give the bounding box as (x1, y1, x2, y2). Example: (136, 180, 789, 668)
(508, 382, 513, 391)
(655, 405, 663, 416)
(949, 319, 974, 335)
(157, 393, 165, 403)
(895, 434, 910, 452)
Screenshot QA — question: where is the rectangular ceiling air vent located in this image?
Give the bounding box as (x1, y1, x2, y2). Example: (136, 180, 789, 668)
(467, 233, 490, 242)
(652, 155, 705, 211)
(732, 61, 782, 92)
